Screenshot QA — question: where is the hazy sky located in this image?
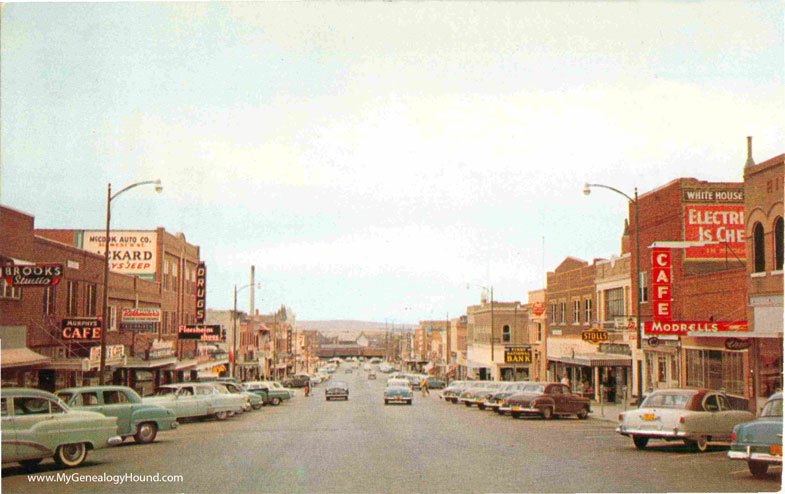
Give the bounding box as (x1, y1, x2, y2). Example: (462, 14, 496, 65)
(2, 2, 783, 324)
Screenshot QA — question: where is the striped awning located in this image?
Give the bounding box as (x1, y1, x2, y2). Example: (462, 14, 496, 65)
(549, 353, 632, 368)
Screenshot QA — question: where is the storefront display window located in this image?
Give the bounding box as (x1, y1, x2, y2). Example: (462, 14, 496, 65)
(685, 348, 745, 396)
(759, 338, 783, 399)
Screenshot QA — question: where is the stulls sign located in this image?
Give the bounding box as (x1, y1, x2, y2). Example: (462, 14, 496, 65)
(2, 263, 64, 287)
(195, 262, 206, 324)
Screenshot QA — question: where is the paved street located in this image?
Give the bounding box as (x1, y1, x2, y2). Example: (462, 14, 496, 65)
(2, 372, 782, 493)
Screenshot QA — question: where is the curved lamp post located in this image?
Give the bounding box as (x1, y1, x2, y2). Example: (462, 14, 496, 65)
(232, 282, 260, 379)
(467, 283, 494, 379)
(582, 182, 642, 403)
(100, 179, 162, 385)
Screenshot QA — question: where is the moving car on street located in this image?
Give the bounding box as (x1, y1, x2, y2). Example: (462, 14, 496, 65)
(56, 385, 178, 444)
(500, 382, 590, 419)
(143, 382, 244, 420)
(384, 385, 413, 405)
(281, 374, 312, 388)
(427, 377, 446, 389)
(325, 381, 349, 401)
(728, 391, 783, 477)
(1, 388, 122, 469)
(617, 388, 755, 451)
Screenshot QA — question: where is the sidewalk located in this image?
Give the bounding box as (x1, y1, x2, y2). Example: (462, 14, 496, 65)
(588, 399, 637, 423)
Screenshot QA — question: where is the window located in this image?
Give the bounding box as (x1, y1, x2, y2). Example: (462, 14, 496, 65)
(775, 217, 783, 271)
(107, 306, 117, 331)
(559, 302, 566, 324)
(536, 322, 542, 342)
(163, 260, 171, 291)
(162, 311, 169, 335)
(85, 283, 97, 316)
(584, 298, 592, 324)
(685, 349, 744, 396)
(13, 397, 52, 415)
(550, 303, 557, 324)
(573, 300, 580, 324)
(43, 285, 56, 314)
(753, 222, 765, 273)
(638, 272, 648, 303)
(103, 390, 130, 404)
(66, 281, 78, 316)
(502, 325, 510, 343)
(1, 398, 7, 417)
(1, 279, 21, 299)
(604, 288, 625, 319)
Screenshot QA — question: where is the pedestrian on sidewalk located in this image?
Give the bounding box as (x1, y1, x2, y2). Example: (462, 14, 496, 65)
(304, 380, 311, 397)
(421, 379, 429, 397)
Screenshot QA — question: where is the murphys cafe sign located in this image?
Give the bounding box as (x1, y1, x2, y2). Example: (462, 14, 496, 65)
(79, 230, 157, 278)
(683, 189, 746, 261)
(2, 263, 63, 286)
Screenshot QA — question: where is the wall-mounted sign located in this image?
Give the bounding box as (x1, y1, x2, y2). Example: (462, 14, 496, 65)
(647, 336, 660, 347)
(531, 302, 546, 317)
(147, 340, 176, 360)
(581, 328, 608, 344)
(178, 324, 222, 342)
(725, 338, 752, 351)
(683, 189, 744, 203)
(195, 262, 206, 324)
(683, 205, 746, 260)
(599, 343, 632, 355)
(2, 263, 64, 286)
(88, 344, 125, 362)
(120, 307, 160, 331)
(504, 346, 532, 364)
(80, 230, 158, 278)
(652, 248, 672, 321)
(61, 318, 102, 340)
(644, 320, 748, 336)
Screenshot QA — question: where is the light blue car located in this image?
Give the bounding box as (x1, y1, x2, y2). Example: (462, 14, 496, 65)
(728, 392, 783, 478)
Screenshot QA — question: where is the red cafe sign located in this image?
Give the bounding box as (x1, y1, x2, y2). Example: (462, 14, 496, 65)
(61, 318, 102, 340)
(644, 320, 748, 336)
(651, 248, 672, 321)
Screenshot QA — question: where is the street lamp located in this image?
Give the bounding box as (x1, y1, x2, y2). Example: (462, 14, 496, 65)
(232, 282, 260, 379)
(99, 179, 162, 385)
(467, 283, 494, 379)
(583, 182, 642, 403)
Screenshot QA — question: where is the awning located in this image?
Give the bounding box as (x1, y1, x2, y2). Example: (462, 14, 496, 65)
(464, 359, 491, 370)
(166, 359, 197, 371)
(123, 357, 178, 369)
(1, 347, 50, 369)
(195, 359, 229, 371)
(549, 353, 632, 368)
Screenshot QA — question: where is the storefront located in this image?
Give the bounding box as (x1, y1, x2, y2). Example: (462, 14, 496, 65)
(548, 353, 632, 402)
(681, 336, 750, 409)
(0, 346, 51, 387)
(500, 346, 532, 381)
(643, 336, 680, 393)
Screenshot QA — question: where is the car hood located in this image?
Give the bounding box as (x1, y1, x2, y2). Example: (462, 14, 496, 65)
(507, 392, 543, 403)
(735, 416, 784, 443)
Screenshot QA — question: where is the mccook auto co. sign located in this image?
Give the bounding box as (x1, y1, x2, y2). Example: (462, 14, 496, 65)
(80, 230, 158, 278)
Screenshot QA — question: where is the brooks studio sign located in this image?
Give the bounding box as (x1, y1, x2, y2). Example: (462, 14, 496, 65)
(2, 263, 64, 286)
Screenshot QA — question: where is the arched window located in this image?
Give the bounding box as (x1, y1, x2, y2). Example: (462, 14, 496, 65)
(775, 217, 784, 271)
(753, 222, 766, 273)
(502, 325, 511, 343)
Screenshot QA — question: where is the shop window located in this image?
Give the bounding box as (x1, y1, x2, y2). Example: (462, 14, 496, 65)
(502, 325, 510, 343)
(572, 300, 580, 324)
(66, 281, 78, 316)
(638, 272, 648, 303)
(685, 349, 744, 396)
(775, 217, 783, 271)
(753, 222, 765, 273)
(584, 298, 592, 324)
(43, 285, 56, 314)
(604, 288, 625, 320)
(1, 279, 21, 299)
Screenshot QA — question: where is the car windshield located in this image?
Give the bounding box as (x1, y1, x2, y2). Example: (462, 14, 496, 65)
(522, 384, 545, 393)
(642, 392, 693, 408)
(56, 392, 74, 403)
(332, 381, 347, 388)
(761, 398, 783, 417)
(154, 387, 177, 397)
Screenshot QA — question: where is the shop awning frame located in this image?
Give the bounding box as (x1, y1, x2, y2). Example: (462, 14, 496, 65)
(549, 353, 632, 368)
(1, 347, 51, 369)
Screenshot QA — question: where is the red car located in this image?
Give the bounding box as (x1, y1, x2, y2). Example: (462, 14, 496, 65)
(498, 382, 591, 419)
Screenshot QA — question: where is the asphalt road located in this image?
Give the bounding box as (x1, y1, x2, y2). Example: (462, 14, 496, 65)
(2, 370, 782, 493)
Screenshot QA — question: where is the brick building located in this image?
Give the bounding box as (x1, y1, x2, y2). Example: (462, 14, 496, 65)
(466, 298, 530, 381)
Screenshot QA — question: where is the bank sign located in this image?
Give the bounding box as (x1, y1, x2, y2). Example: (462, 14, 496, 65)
(79, 230, 157, 278)
(683, 205, 746, 260)
(504, 347, 532, 364)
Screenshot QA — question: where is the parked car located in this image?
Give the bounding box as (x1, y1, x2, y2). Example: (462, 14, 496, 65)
(384, 385, 413, 405)
(500, 382, 590, 419)
(1, 388, 122, 469)
(728, 391, 783, 477)
(441, 381, 471, 403)
(281, 374, 312, 388)
(243, 381, 293, 406)
(325, 381, 349, 401)
(142, 382, 244, 420)
(483, 382, 528, 413)
(345, 368, 353, 374)
(426, 377, 446, 390)
(56, 385, 178, 444)
(616, 388, 755, 451)
(211, 381, 263, 410)
(458, 381, 502, 407)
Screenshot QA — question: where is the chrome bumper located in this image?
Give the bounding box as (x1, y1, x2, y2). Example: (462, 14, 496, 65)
(728, 448, 783, 464)
(107, 435, 123, 447)
(616, 426, 687, 439)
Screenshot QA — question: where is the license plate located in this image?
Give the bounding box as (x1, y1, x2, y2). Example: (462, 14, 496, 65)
(642, 413, 656, 421)
(770, 445, 782, 456)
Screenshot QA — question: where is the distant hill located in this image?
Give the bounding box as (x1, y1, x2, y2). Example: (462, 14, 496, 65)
(295, 320, 414, 332)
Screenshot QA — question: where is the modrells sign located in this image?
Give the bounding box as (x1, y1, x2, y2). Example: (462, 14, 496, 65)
(644, 320, 748, 336)
(61, 318, 102, 340)
(2, 263, 64, 286)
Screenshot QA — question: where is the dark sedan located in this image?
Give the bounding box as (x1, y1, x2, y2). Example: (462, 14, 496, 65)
(427, 377, 446, 389)
(325, 381, 349, 401)
(499, 382, 590, 419)
(483, 382, 527, 413)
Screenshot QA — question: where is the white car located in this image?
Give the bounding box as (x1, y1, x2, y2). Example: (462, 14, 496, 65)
(143, 383, 244, 420)
(617, 388, 755, 451)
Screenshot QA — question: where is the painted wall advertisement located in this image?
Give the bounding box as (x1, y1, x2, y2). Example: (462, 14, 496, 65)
(683, 205, 746, 260)
(80, 230, 158, 278)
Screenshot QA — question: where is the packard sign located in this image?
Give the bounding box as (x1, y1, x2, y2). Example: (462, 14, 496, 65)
(581, 328, 608, 345)
(61, 318, 102, 341)
(178, 324, 222, 342)
(2, 263, 64, 287)
(80, 230, 158, 278)
(504, 347, 532, 364)
(195, 262, 206, 323)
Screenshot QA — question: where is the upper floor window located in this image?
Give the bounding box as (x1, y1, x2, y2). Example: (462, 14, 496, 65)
(584, 298, 593, 324)
(43, 285, 56, 314)
(66, 281, 78, 316)
(572, 300, 580, 324)
(550, 303, 557, 324)
(638, 272, 648, 303)
(604, 288, 625, 320)
(753, 222, 765, 273)
(1, 280, 21, 300)
(85, 283, 97, 316)
(775, 217, 783, 271)
(502, 325, 511, 343)
(559, 302, 566, 324)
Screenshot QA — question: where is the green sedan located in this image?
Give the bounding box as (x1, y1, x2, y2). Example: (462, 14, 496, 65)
(56, 385, 178, 444)
(243, 381, 293, 406)
(1, 388, 122, 469)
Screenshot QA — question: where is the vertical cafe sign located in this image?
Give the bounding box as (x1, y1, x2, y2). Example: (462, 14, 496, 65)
(195, 262, 206, 324)
(651, 248, 672, 323)
(80, 230, 158, 279)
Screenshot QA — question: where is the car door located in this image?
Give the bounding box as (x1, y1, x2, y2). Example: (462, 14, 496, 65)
(715, 394, 741, 441)
(194, 385, 214, 415)
(176, 386, 199, 417)
(562, 384, 584, 413)
(1, 397, 17, 463)
(700, 393, 724, 438)
(12, 396, 63, 460)
(101, 390, 132, 435)
(546, 384, 565, 412)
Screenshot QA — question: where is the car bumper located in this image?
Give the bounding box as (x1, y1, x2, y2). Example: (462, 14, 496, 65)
(616, 426, 687, 439)
(385, 397, 411, 403)
(108, 436, 123, 447)
(482, 401, 501, 410)
(728, 446, 783, 464)
(506, 406, 541, 414)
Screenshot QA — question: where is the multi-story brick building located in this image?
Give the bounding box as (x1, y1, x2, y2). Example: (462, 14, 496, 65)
(526, 289, 547, 382)
(466, 298, 530, 381)
(743, 147, 783, 411)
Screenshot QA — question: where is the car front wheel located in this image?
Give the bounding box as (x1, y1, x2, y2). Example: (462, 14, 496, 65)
(577, 407, 589, 420)
(134, 422, 158, 444)
(540, 407, 553, 420)
(748, 460, 769, 478)
(271, 397, 281, 406)
(214, 411, 229, 421)
(632, 435, 649, 449)
(54, 443, 87, 468)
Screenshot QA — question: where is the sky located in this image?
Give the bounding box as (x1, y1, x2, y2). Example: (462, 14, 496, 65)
(2, 2, 783, 325)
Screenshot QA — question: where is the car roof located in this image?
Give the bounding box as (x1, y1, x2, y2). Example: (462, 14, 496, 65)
(1, 387, 59, 400)
(56, 385, 135, 394)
